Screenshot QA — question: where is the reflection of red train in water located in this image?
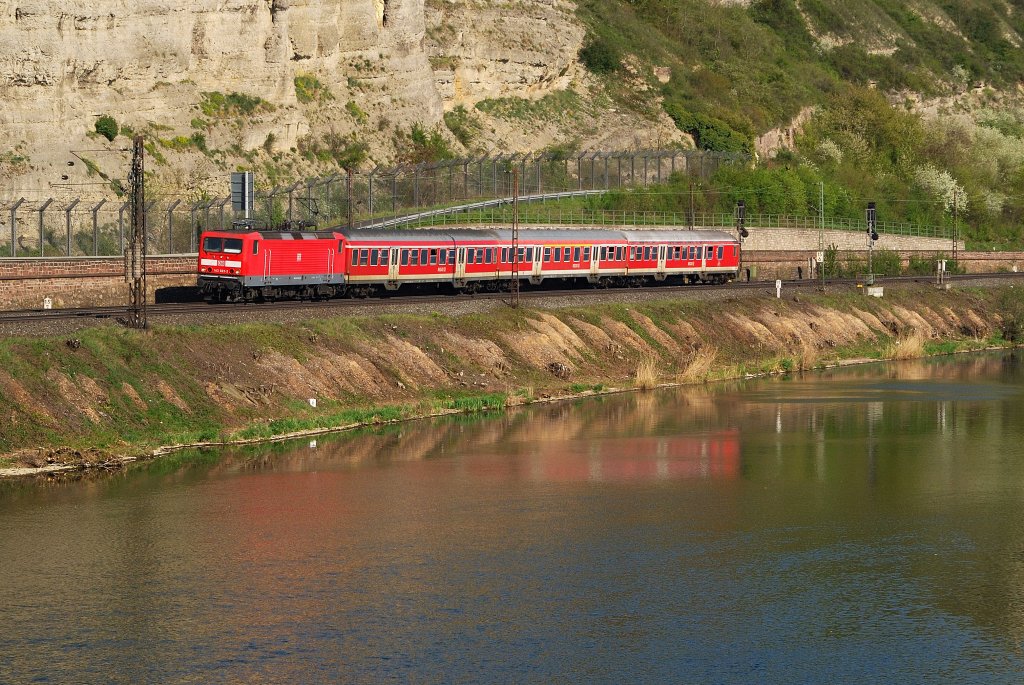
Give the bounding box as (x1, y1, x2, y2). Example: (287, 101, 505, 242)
(197, 226, 741, 302)
(470, 429, 741, 483)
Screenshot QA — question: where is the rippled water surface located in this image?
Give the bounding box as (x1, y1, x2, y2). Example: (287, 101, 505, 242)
(4, 353, 1024, 683)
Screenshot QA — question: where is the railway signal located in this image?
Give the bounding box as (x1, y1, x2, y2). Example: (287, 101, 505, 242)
(866, 201, 877, 285)
(735, 200, 748, 239)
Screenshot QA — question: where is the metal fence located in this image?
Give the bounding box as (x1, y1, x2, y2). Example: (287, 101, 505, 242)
(0, 147, 951, 257)
(394, 207, 952, 239)
(0, 149, 745, 258)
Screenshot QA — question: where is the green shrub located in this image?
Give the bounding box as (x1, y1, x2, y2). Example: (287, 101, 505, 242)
(345, 100, 368, 124)
(199, 91, 274, 118)
(295, 74, 333, 104)
(95, 115, 118, 142)
(398, 124, 454, 165)
(297, 133, 368, 170)
(443, 105, 482, 147)
(663, 103, 751, 153)
(579, 36, 620, 74)
(871, 248, 901, 276)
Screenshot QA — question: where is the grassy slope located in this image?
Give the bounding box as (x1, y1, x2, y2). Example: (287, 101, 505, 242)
(573, 0, 1024, 248)
(1, 285, 1023, 465)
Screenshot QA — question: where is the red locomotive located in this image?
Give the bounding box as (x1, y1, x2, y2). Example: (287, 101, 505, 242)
(197, 226, 741, 302)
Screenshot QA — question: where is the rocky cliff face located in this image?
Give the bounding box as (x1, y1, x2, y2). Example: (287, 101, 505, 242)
(0, 0, 681, 199)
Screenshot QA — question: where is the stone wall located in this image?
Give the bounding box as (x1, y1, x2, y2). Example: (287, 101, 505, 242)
(742, 250, 1024, 281)
(0, 256, 194, 310)
(741, 228, 962, 253)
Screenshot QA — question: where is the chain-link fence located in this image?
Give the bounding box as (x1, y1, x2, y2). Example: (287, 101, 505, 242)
(0, 149, 747, 258)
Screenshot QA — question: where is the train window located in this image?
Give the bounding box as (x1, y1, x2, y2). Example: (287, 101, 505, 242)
(544, 247, 551, 261)
(517, 247, 525, 262)
(410, 250, 419, 266)
(203, 237, 222, 253)
(486, 248, 494, 263)
(359, 249, 368, 266)
(573, 247, 581, 262)
(381, 250, 389, 265)
(552, 248, 560, 263)
(673, 246, 680, 260)
(401, 250, 409, 266)
(223, 238, 243, 254)
(448, 250, 455, 264)
(688, 246, 695, 260)
(616, 246, 623, 260)
(560, 247, 568, 261)
(430, 249, 438, 265)
(706, 246, 713, 258)
(419, 249, 427, 264)
(351, 250, 358, 266)
(717, 246, 723, 260)
(253, 241, 259, 255)
(583, 247, 591, 261)
(526, 247, 534, 261)
(370, 250, 379, 267)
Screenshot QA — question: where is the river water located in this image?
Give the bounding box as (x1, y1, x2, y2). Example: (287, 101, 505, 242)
(3, 353, 1024, 683)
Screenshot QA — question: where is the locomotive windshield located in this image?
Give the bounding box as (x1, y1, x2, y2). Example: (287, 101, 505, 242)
(202, 237, 243, 253)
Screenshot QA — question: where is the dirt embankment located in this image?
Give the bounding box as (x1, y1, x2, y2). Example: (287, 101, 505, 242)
(0, 285, 1020, 475)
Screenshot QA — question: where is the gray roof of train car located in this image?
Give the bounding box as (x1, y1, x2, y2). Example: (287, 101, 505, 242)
(338, 228, 501, 242)
(492, 229, 624, 241)
(619, 229, 738, 242)
(222, 226, 738, 243)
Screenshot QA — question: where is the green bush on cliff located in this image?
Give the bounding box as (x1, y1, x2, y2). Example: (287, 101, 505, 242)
(94, 115, 118, 142)
(579, 35, 620, 74)
(663, 103, 751, 154)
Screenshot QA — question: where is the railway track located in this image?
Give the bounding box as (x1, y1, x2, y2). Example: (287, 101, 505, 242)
(0, 272, 1020, 325)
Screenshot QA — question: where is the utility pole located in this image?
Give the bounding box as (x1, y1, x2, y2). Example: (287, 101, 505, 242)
(819, 181, 825, 285)
(688, 179, 695, 228)
(347, 169, 354, 229)
(510, 167, 520, 308)
(866, 201, 878, 286)
(125, 135, 147, 329)
(952, 190, 959, 266)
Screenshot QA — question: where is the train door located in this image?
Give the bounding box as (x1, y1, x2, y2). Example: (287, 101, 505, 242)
(657, 245, 667, 280)
(264, 248, 272, 284)
(388, 247, 400, 282)
(456, 247, 466, 282)
(532, 245, 542, 280)
(590, 245, 600, 280)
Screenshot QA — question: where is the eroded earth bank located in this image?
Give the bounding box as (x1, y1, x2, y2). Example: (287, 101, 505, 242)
(3, 284, 1023, 476)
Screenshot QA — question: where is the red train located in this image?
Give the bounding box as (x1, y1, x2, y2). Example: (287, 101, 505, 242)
(197, 226, 741, 302)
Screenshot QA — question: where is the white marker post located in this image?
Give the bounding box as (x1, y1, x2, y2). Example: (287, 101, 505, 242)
(775, 279, 782, 298)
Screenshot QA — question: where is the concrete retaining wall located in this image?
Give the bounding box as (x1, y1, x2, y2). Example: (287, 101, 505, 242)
(740, 228, 961, 253)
